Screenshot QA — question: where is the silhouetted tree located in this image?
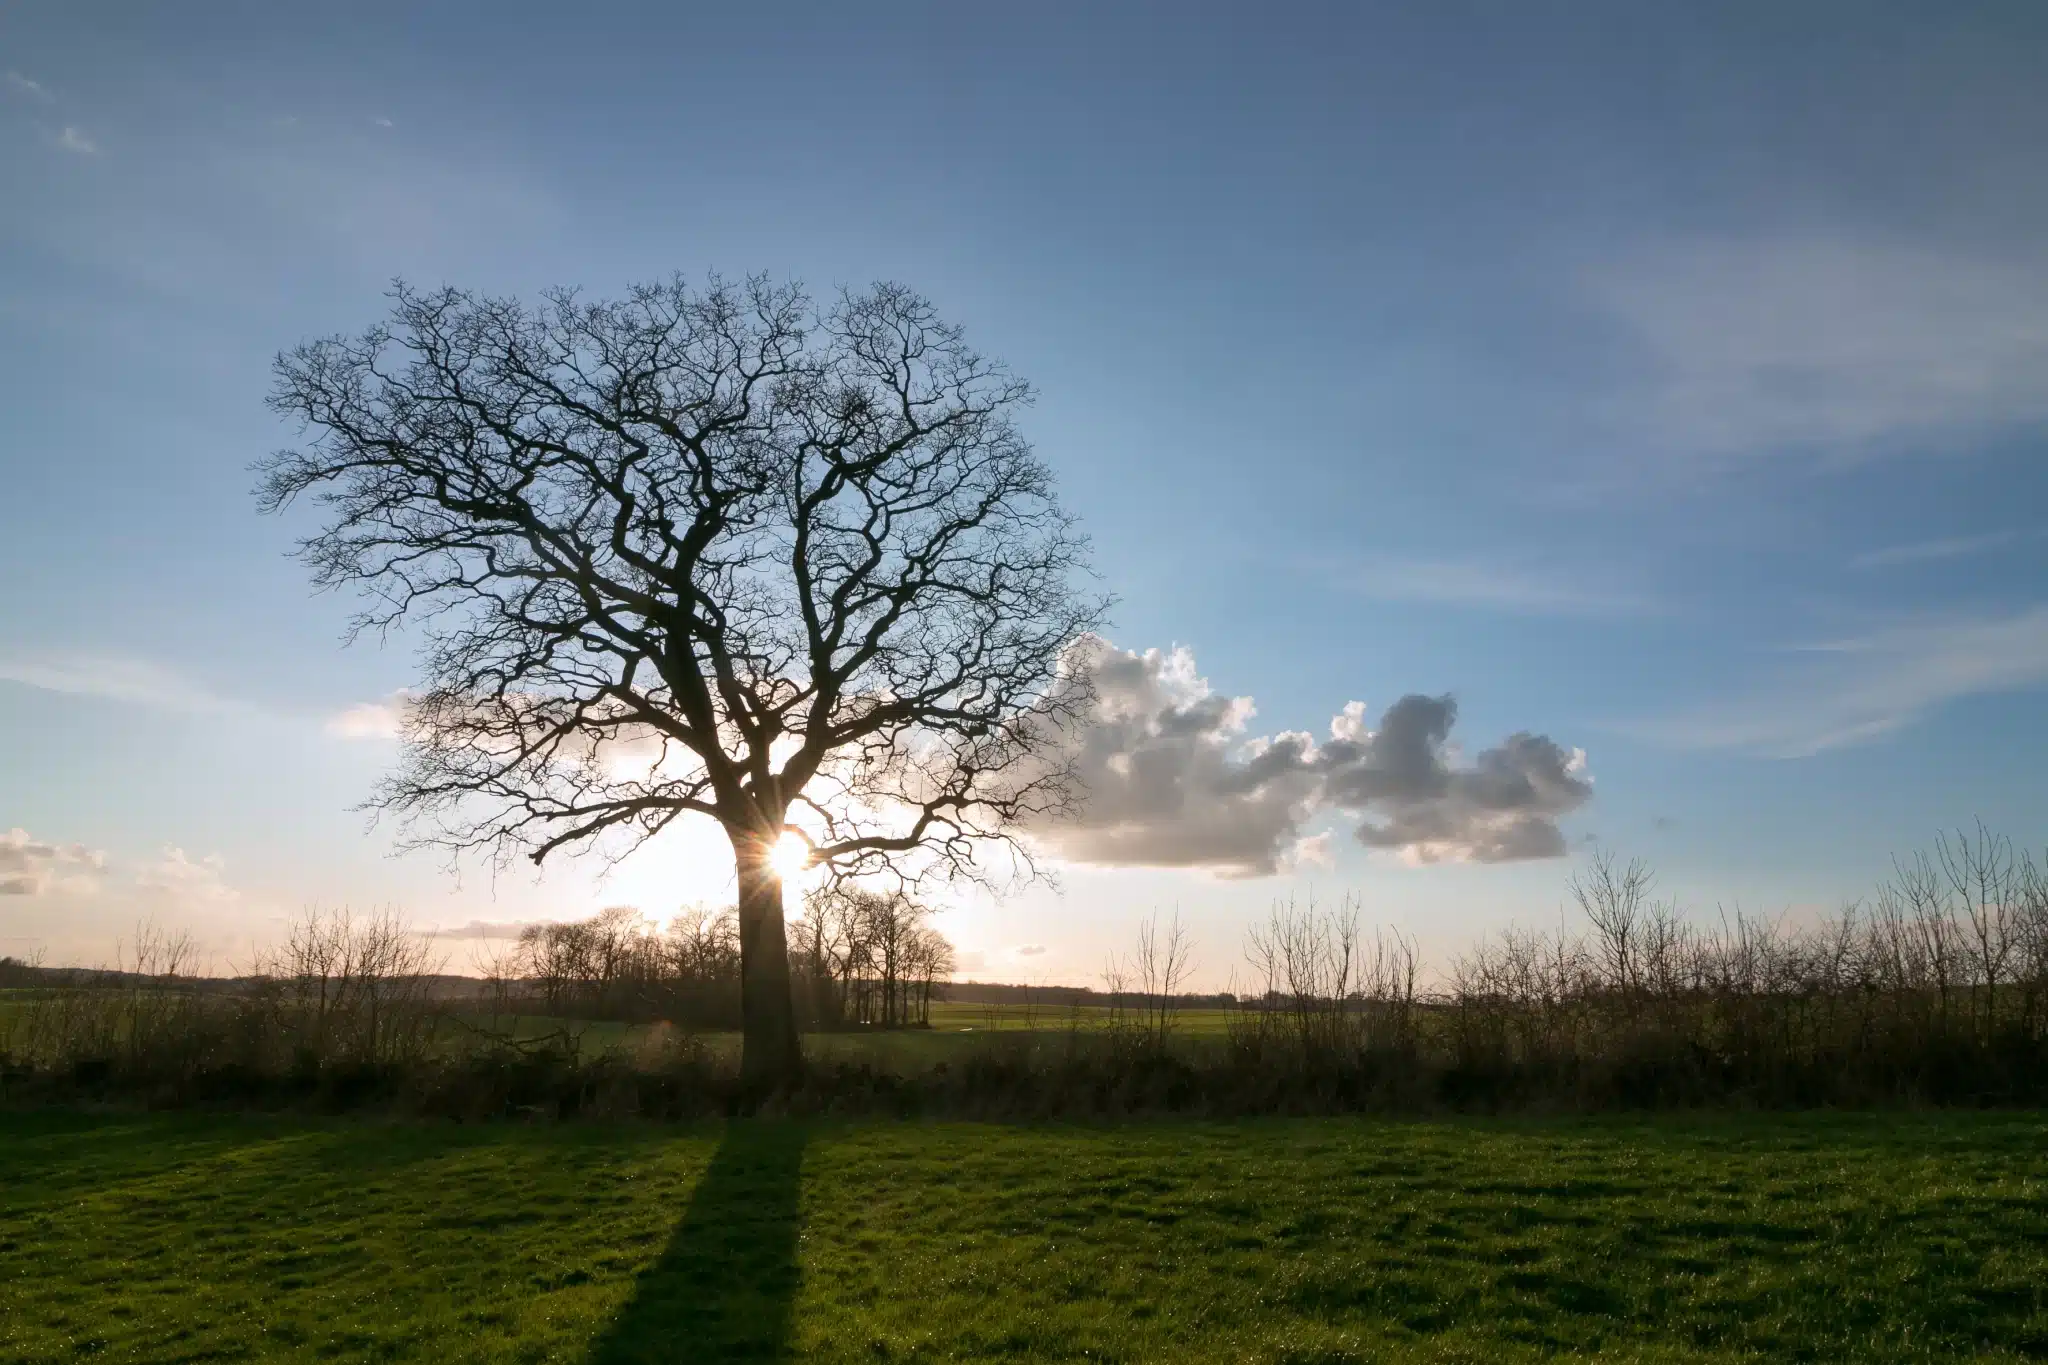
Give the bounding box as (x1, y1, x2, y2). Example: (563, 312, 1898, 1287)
(791, 885, 956, 1028)
(261, 276, 1103, 1082)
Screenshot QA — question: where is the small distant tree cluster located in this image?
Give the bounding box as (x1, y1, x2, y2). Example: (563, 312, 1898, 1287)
(791, 886, 957, 1028)
(484, 897, 959, 1031)
(501, 906, 743, 1028)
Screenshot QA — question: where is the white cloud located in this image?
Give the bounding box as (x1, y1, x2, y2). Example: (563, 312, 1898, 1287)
(0, 651, 238, 715)
(1350, 559, 1655, 617)
(327, 695, 408, 739)
(1319, 695, 1593, 864)
(136, 846, 240, 909)
(429, 918, 551, 940)
(54, 125, 98, 155)
(1623, 606, 2048, 757)
(373, 117, 394, 129)
(5, 70, 52, 102)
(0, 828, 105, 897)
(1033, 640, 1317, 877)
(1035, 638, 1592, 873)
(1592, 236, 2048, 459)
(1289, 831, 1336, 869)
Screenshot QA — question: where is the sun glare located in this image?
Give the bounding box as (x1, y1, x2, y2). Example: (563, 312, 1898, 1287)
(769, 829, 813, 883)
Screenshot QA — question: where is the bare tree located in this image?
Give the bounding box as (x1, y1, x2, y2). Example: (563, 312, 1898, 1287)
(790, 884, 954, 1027)
(1936, 823, 2023, 1038)
(907, 925, 957, 1027)
(1569, 849, 1656, 999)
(1130, 911, 1196, 1044)
(261, 276, 1105, 1082)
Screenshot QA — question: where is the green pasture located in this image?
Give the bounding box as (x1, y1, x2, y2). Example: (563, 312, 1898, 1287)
(923, 999, 1236, 1036)
(4, 1110, 2045, 1362)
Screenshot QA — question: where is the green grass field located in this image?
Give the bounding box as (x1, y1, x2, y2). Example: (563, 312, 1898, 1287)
(923, 1000, 1236, 1036)
(4, 1112, 2045, 1363)
(420, 1003, 1237, 1070)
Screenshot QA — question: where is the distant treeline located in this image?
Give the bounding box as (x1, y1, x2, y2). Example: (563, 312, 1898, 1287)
(485, 885, 956, 1031)
(937, 980, 1235, 1010)
(6, 825, 2048, 1117)
(0, 958, 490, 1001)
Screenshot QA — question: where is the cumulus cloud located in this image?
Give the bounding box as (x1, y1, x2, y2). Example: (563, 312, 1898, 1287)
(0, 828, 106, 896)
(54, 125, 98, 155)
(1034, 640, 1316, 877)
(1289, 832, 1336, 870)
(321, 640, 1591, 874)
(1320, 696, 1593, 863)
(136, 847, 239, 908)
(1014, 944, 1048, 958)
(1035, 638, 1592, 874)
(1592, 237, 2048, 460)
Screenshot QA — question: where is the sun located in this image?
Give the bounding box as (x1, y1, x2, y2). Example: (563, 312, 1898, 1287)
(768, 829, 813, 883)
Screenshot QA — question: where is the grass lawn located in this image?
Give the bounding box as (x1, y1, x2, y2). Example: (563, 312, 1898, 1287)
(2, 1111, 2045, 1363)
(922, 1001, 1237, 1036)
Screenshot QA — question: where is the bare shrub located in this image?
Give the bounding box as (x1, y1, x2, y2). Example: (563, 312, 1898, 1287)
(1099, 912, 1197, 1047)
(1231, 894, 1417, 1061)
(9, 827, 2048, 1116)
(253, 907, 442, 1070)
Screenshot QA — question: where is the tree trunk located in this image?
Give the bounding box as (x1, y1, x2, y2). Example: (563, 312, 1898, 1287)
(733, 833, 802, 1086)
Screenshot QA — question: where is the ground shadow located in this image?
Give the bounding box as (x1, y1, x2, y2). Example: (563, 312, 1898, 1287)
(586, 1121, 809, 1364)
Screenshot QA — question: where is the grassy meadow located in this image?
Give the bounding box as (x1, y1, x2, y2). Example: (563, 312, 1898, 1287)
(923, 999, 1235, 1035)
(4, 1110, 2046, 1363)
(409, 1002, 1237, 1073)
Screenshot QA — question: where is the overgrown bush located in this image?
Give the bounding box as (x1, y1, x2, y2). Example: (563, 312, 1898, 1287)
(0, 910, 440, 1098)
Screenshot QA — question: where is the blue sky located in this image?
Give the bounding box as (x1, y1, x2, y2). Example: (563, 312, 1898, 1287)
(4, 2, 2047, 984)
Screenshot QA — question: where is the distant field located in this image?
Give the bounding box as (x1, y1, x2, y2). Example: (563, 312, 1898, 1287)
(418, 1003, 1239, 1066)
(4, 1111, 2045, 1363)
(0, 996, 1236, 1064)
(925, 999, 1236, 1036)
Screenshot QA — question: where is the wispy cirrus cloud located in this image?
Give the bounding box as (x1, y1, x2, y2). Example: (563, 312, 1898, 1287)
(1619, 606, 2048, 757)
(1850, 529, 2040, 570)
(5, 70, 53, 102)
(2, 68, 99, 155)
(1592, 236, 2048, 461)
(429, 919, 551, 941)
(1348, 558, 1656, 617)
(0, 651, 241, 715)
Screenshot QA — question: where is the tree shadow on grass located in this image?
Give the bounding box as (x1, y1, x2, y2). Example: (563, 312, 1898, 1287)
(587, 1122, 809, 1364)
